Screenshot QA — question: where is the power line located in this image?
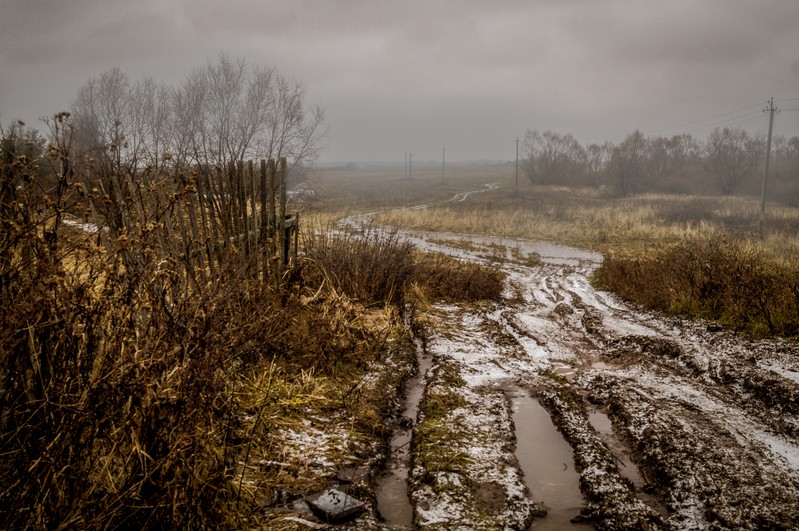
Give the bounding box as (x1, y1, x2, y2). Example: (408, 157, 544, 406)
(643, 101, 766, 135)
(681, 111, 764, 135)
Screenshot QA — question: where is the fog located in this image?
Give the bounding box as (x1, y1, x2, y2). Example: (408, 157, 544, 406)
(1, 0, 798, 163)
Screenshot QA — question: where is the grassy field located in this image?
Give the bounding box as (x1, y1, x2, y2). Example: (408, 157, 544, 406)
(372, 181, 799, 264)
(306, 163, 799, 337)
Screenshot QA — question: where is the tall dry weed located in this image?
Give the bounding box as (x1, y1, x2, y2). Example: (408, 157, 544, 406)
(302, 226, 505, 307)
(595, 235, 799, 337)
(0, 145, 367, 527)
(2, 138, 507, 527)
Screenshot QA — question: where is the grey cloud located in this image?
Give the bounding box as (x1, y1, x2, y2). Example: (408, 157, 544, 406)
(1, 0, 797, 161)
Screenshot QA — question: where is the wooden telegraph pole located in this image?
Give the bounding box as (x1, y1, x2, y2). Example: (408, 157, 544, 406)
(442, 147, 445, 184)
(759, 98, 779, 240)
(515, 137, 519, 198)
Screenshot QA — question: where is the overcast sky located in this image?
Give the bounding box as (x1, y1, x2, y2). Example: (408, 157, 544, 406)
(1, 0, 798, 163)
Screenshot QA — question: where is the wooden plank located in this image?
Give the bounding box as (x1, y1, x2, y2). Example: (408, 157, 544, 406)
(224, 162, 236, 250)
(185, 172, 208, 286)
(293, 212, 299, 266)
(155, 175, 187, 295)
(277, 157, 287, 282)
(195, 166, 217, 276)
(260, 159, 269, 284)
(238, 160, 250, 256)
(248, 159, 257, 237)
(267, 159, 277, 287)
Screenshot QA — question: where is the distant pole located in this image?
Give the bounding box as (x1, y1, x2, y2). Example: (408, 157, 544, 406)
(759, 97, 779, 240)
(515, 137, 519, 198)
(409, 153, 412, 180)
(442, 147, 446, 184)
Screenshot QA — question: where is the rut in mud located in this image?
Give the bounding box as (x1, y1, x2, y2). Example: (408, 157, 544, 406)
(368, 214, 799, 529)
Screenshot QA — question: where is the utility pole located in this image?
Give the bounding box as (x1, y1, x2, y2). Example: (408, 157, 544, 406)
(759, 97, 779, 240)
(515, 137, 519, 198)
(442, 147, 445, 184)
(409, 153, 412, 181)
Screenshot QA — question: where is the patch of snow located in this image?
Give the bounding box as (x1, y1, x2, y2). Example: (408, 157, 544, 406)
(63, 218, 100, 234)
(759, 361, 799, 385)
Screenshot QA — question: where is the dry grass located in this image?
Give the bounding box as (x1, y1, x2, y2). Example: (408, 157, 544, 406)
(302, 224, 506, 307)
(304, 166, 799, 338)
(595, 235, 799, 337)
(1, 150, 511, 527)
(375, 185, 799, 266)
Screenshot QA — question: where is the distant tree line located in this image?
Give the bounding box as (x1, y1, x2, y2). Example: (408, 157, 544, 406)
(522, 127, 799, 201)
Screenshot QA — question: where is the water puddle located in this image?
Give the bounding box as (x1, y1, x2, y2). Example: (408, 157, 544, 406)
(589, 360, 613, 371)
(375, 336, 432, 527)
(403, 231, 601, 268)
(509, 389, 592, 530)
(551, 362, 578, 380)
(587, 409, 668, 517)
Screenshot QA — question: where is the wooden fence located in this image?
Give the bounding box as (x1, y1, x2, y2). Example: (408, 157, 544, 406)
(87, 157, 297, 295)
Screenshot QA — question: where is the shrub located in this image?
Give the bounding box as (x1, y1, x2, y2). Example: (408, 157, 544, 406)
(594, 235, 799, 337)
(302, 227, 416, 306)
(302, 226, 506, 306)
(413, 251, 505, 303)
(0, 157, 403, 527)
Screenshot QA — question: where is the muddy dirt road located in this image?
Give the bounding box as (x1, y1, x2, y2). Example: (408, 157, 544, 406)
(371, 218, 799, 529)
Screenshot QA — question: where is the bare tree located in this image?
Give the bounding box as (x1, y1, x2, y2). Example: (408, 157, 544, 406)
(704, 127, 763, 195)
(788, 136, 799, 160)
(171, 68, 208, 168)
(260, 75, 325, 173)
(72, 67, 135, 174)
(607, 130, 649, 196)
(522, 129, 585, 185)
(70, 55, 325, 174)
(586, 142, 612, 188)
(171, 54, 324, 170)
(648, 134, 700, 183)
(130, 77, 172, 173)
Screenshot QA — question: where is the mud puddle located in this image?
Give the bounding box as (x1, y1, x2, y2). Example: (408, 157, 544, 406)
(587, 408, 668, 518)
(375, 337, 432, 527)
(551, 362, 578, 380)
(509, 388, 592, 530)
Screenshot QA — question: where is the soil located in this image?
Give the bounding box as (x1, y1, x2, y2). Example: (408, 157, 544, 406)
(393, 226, 799, 530)
(264, 190, 799, 529)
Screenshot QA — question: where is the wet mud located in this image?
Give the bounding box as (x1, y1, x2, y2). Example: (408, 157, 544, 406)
(405, 225, 799, 529)
(375, 337, 432, 527)
(348, 188, 799, 529)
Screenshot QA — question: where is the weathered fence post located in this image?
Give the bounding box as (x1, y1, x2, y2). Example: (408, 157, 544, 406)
(259, 159, 268, 283)
(82, 157, 298, 297)
(277, 157, 287, 285)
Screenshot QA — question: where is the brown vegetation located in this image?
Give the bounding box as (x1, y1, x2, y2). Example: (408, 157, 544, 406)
(302, 226, 506, 306)
(0, 129, 506, 527)
(594, 235, 799, 337)
(368, 174, 799, 338)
